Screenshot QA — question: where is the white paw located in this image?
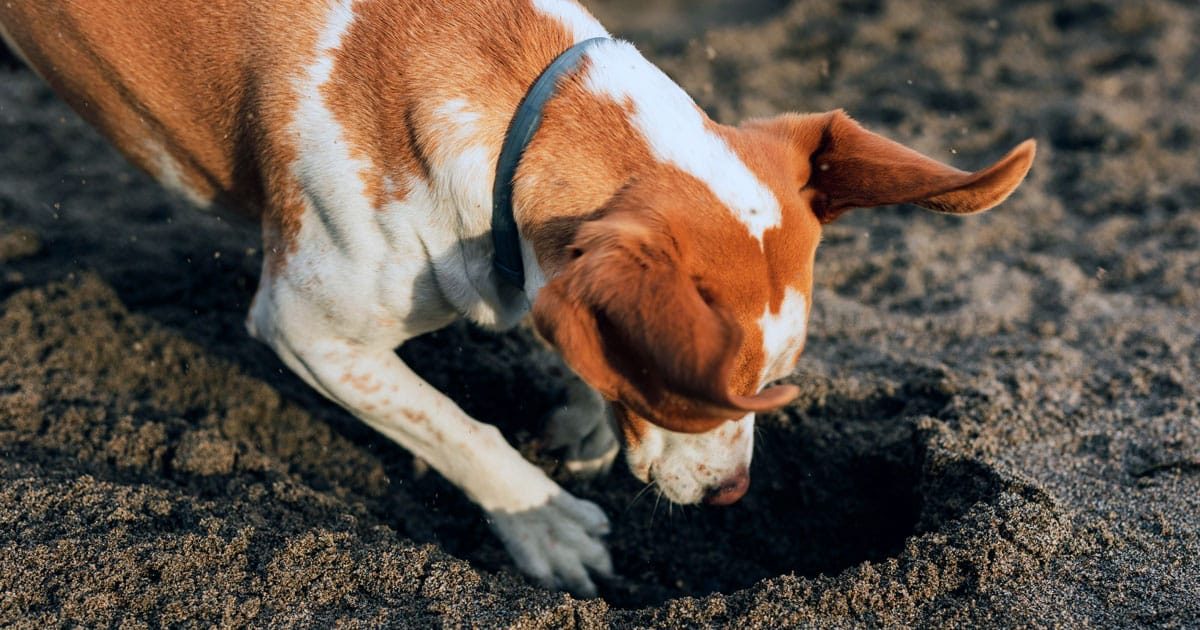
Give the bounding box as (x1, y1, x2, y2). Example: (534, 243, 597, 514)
(487, 491, 613, 597)
(545, 381, 619, 478)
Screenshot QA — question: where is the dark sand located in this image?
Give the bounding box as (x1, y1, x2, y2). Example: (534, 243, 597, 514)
(2, 0, 1198, 626)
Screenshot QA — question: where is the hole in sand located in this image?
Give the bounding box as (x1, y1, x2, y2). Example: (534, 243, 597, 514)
(396, 327, 1004, 607)
(572, 380, 982, 608)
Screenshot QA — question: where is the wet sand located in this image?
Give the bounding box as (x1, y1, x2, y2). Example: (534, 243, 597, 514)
(1, 0, 1198, 625)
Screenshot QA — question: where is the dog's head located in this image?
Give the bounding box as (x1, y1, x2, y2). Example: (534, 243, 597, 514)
(533, 110, 1035, 505)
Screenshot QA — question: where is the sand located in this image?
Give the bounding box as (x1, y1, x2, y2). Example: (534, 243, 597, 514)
(1, 0, 1198, 626)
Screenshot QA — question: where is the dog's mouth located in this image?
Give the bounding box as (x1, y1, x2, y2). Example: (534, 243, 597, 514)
(639, 459, 752, 506)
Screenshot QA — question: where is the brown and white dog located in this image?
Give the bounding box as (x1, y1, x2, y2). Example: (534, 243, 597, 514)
(0, 0, 1034, 596)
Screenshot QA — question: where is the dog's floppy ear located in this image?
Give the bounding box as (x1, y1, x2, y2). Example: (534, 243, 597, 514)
(532, 211, 798, 433)
(752, 109, 1036, 223)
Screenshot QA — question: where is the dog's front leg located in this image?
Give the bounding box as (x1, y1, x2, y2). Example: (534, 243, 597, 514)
(260, 331, 613, 596)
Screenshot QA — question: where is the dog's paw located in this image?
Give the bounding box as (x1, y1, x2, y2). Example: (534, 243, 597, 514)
(487, 491, 612, 597)
(545, 381, 619, 478)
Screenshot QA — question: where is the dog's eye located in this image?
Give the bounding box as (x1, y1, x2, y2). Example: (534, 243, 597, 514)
(570, 248, 584, 259)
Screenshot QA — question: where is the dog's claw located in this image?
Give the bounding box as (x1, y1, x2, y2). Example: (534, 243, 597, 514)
(488, 491, 612, 597)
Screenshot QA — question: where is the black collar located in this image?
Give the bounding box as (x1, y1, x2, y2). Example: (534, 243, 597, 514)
(491, 36, 610, 290)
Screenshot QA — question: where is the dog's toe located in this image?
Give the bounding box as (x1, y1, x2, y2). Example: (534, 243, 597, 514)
(553, 491, 611, 537)
(561, 438, 619, 478)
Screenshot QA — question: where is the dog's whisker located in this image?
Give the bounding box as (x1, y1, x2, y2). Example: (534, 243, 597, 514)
(626, 481, 655, 513)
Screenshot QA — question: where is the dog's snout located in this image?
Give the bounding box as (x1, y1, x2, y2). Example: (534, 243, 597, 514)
(702, 467, 750, 506)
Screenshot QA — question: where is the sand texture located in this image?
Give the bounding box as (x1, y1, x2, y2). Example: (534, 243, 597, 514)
(1, 0, 1198, 626)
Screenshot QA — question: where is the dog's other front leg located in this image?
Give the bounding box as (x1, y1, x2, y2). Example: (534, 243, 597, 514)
(545, 376, 619, 478)
(257, 327, 612, 596)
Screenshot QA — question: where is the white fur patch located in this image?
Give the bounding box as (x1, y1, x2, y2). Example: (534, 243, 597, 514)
(582, 42, 782, 241)
(144, 140, 211, 207)
(432, 99, 483, 143)
(436, 145, 494, 229)
(426, 98, 495, 236)
(531, 0, 609, 41)
(291, 0, 380, 251)
(759, 287, 808, 382)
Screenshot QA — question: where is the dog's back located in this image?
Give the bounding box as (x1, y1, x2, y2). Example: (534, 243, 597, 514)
(0, 0, 277, 208)
(0, 0, 581, 216)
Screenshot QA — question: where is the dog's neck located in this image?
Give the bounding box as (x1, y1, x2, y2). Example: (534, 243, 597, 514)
(509, 39, 724, 300)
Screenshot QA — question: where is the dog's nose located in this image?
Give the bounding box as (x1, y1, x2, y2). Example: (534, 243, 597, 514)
(702, 467, 750, 506)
